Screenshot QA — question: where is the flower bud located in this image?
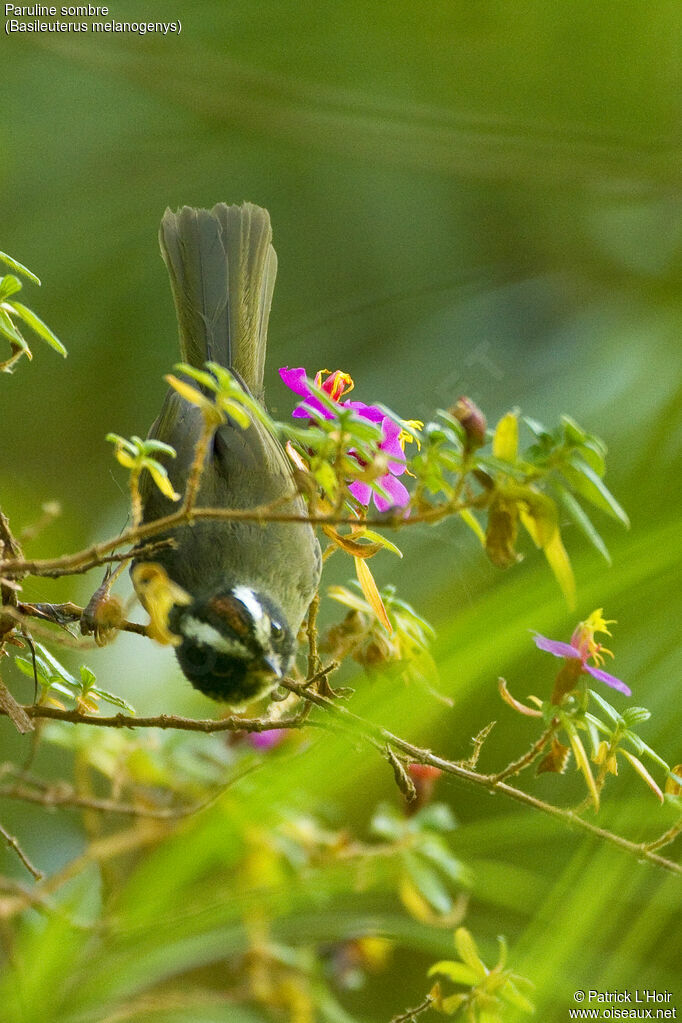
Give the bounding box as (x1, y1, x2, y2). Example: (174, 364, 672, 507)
(406, 763, 442, 813)
(451, 396, 487, 449)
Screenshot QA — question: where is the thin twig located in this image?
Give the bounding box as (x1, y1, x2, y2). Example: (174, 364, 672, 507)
(0, 704, 320, 734)
(491, 723, 556, 782)
(389, 993, 435, 1023)
(0, 496, 480, 580)
(643, 818, 682, 854)
(0, 782, 204, 820)
(279, 679, 682, 877)
(0, 823, 43, 880)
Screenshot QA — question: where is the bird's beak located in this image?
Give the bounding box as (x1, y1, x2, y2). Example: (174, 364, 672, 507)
(261, 653, 284, 678)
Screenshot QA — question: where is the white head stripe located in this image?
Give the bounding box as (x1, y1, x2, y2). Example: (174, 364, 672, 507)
(183, 616, 249, 657)
(232, 585, 272, 649)
(232, 586, 266, 623)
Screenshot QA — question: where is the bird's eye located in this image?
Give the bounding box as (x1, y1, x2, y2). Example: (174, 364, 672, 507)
(270, 620, 284, 640)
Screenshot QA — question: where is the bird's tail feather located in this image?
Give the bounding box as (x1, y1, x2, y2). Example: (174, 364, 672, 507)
(159, 202, 277, 399)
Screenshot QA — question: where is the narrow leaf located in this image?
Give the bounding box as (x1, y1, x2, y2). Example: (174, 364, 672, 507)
(620, 749, 665, 803)
(428, 960, 480, 986)
(459, 507, 485, 546)
(0, 307, 30, 350)
(562, 456, 630, 527)
(354, 556, 392, 633)
(12, 301, 66, 356)
(553, 482, 611, 563)
(543, 528, 576, 609)
(0, 251, 40, 283)
(453, 928, 488, 978)
(0, 275, 22, 301)
(565, 721, 600, 811)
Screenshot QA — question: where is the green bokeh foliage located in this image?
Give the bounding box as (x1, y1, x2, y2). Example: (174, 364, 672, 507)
(1, 1, 680, 1020)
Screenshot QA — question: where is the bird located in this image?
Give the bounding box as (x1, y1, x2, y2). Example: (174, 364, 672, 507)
(131, 202, 321, 705)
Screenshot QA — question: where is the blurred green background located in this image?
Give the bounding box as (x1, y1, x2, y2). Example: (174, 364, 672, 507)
(1, 2, 680, 1021)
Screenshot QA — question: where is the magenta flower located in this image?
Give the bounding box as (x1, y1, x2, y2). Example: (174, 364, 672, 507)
(247, 728, 287, 751)
(279, 366, 410, 512)
(279, 367, 353, 419)
(533, 609, 631, 697)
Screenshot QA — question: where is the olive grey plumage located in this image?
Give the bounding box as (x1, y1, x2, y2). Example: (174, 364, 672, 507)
(132, 202, 321, 704)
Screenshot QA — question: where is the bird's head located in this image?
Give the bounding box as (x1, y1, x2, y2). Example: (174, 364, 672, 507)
(168, 584, 295, 705)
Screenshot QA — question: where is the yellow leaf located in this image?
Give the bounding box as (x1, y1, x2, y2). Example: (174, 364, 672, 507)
(354, 556, 392, 634)
(147, 463, 181, 502)
(517, 490, 558, 548)
(492, 411, 518, 462)
(454, 927, 487, 978)
(114, 449, 135, 470)
(459, 508, 486, 546)
(543, 528, 576, 610)
(132, 562, 191, 646)
(285, 440, 308, 472)
(322, 524, 383, 558)
(351, 527, 403, 558)
(399, 876, 435, 923)
(620, 749, 665, 803)
(165, 373, 209, 407)
(219, 397, 251, 430)
(665, 765, 682, 796)
(566, 727, 600, 811)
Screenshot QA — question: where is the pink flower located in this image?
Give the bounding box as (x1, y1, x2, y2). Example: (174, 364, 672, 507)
(248, 728, 287, 751)
(533, 609, 630, 696)
(279, 367, 410, 511)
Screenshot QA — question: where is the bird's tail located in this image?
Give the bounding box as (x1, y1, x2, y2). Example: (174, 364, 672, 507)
(159, 202, 277, 399)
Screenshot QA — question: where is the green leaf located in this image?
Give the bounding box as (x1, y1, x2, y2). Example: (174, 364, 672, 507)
(90, 687, 136, 714)
(0, 275, 22, 301)
(440, 992, 469, 1015)
(500, 979, 535, 1013)
(418, 836, 468, 885)
(0, 307, 30, 350)
(141, 438, 177, 458)
(588, 689, 623, 726)
(403, 852, 453, 914)
(351, 528, 403, 558)
(459, 507, 486, 546)
(553, 482, 611, 564)
(453, 928, 487, 977)
(0, 251, 40, 284)
(369, 803, 403, 840)
(79, 665, 97, 690)
(428, 960, 480, 986)
(561, 414, 588, 445)
(11, 301, 66, 356)
(523, 415, 551, 440)
(412, 802, 457, 832)
(561, 455, 629, 527)
(621, 706, 651, 727)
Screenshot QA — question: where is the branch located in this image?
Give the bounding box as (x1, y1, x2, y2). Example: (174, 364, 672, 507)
(389, 993, 435, 1023)
(0, 822, 43, 880)
(0, 781, 205, 820)
(0, 496, 475, 580)
(1, 684, 677, 876)
(0, 704, 322, 734)
(278, 679, 682, 877)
